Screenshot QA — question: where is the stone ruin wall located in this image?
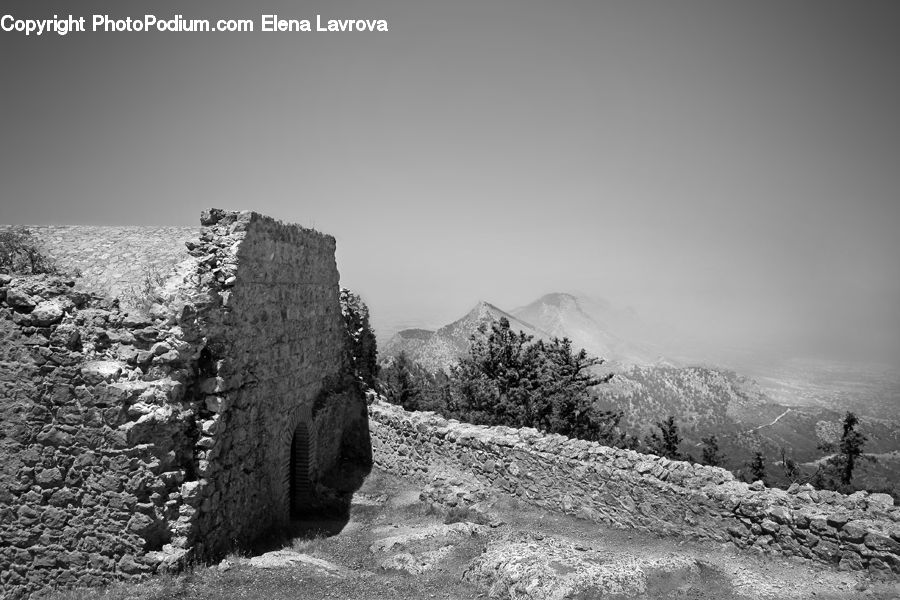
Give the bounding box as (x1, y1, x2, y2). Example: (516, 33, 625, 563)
(0, 210, 371, 599)
(182, 209, 370, 557)
(370, 401, 900, 578)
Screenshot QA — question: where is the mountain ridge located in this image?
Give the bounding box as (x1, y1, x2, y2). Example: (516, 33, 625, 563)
(380, 300, 549, 373)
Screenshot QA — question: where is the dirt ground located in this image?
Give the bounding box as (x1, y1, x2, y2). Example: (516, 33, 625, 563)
(47, 468, 900, 600)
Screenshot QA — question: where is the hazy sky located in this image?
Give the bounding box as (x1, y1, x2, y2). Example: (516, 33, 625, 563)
(2, 0, 898, 365)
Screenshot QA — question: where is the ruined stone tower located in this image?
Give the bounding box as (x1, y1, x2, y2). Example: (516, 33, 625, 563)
(0, 209, 372, 598)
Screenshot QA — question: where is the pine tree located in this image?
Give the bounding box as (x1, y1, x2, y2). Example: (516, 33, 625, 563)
(449, 318, 540, 427)
(700, 435, 722, 467)
(780, 447, 801, 483)
(816, 411, 873, 490)
(446, 317, 619, 443)
(381, 351, 421, 411)
(749, 451, 766, 483)
(535, 337, 608, 439)
(646, 416, 683, 460)
(837, 412, 867, 486)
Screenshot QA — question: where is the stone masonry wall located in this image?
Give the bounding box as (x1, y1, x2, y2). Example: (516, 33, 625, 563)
(181, 209, 369, 558)
(370, 401, 900, 578)
(0, 275, 200, 598)
(0, 210, 369, 598)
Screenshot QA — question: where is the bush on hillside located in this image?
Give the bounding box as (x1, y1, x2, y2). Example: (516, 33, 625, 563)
(340, 288, 378, 388)
(380, 351, 451, 412)
(0, 229, 61, 275)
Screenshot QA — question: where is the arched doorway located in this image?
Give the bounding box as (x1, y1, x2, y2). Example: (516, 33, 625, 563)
(289, 422, 312, 518)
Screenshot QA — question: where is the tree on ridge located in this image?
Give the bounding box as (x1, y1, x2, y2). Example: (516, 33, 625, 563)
(749, 451, 767, 484)
(645, 416, 683, 460)
(815, 411, 874, 491)
(700, 435, 722, 467)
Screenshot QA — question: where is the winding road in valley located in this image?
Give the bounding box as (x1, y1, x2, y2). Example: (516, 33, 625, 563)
(745, 408, 793, 434)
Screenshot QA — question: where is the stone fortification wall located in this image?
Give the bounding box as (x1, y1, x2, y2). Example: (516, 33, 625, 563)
(369, 401, 900, 578)
(0, 225, 197, 302)
(0, 210, 370, 599)
(0, 275, 200, 597)
(183, 209, 370, 558)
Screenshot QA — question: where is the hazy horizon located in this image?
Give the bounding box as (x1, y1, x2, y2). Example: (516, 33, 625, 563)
(2, 0, 899, 368)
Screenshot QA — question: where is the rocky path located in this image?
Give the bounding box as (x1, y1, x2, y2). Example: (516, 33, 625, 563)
(48, 468, 900, 600)
(226, 470, 897, 600)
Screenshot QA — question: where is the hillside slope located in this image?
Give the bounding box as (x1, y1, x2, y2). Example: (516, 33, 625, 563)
(597, 365, 900, 472)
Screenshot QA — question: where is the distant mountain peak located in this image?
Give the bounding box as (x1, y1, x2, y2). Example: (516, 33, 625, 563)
(520, 292, 594, 321)
(449, 301, 540, 334)
(382, 292, 673, 372)
(469, 300, 504, 315)
(381, 299, 548, 373)
(526, 292, 582, 310)
(537, 292, 578, 304)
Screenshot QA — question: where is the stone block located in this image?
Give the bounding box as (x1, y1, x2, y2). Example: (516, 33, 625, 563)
(121, 314, 152, 329)
(867, 557, 894, 578)
(826, 513, 850, 528)
(6, 286, 36, 312)
(865, 532, 900, 554)
(30, 300, 66, 327)
(760, 519, 779, 534)
(868, 493, 895, 510)
(117, 554, 149, 575)
(48, 488, 77, 507)
(80, 361, 124, 385)
(767, 506, 791, 524)
(36, 467, 64, 488)
(813, 539, 840, 562)
(840, 521, 869, 543)
(49, 323, 80, 349)
(181, 481, 202, 505)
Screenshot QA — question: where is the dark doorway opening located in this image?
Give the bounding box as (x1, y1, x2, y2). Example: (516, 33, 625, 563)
(289, 422, 312, 518)
(285, 421, 350, 541)
(254, 410, 373, 555)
